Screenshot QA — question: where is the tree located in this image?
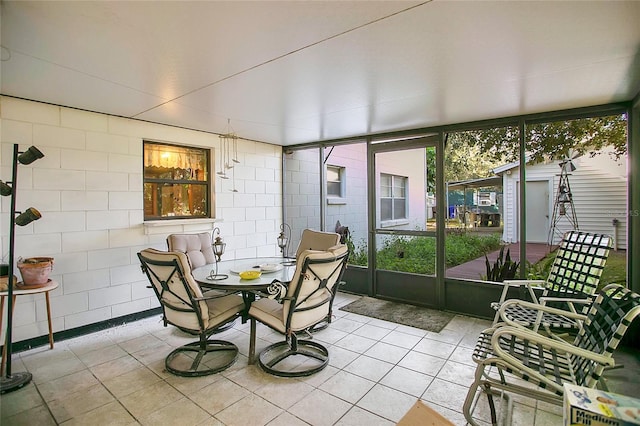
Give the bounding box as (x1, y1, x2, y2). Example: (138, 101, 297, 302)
(526, 114, 627, 163)
(444, 114, 627, 183)
(445, 133, 512, 182)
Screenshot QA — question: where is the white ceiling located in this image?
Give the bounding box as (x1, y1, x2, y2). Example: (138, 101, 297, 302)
(2, 1, 640, 146)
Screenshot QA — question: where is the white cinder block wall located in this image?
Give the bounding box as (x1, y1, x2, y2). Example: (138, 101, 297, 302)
(324, 143, 368, 246)
(284, 148, 321, 249)
(0, 96, 283, 343)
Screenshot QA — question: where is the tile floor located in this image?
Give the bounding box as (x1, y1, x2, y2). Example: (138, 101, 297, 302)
(2, 292, 625, 425)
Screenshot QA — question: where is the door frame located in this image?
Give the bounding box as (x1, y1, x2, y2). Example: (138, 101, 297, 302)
(367, 134, 446, 308)
(515, 178, 552, 243)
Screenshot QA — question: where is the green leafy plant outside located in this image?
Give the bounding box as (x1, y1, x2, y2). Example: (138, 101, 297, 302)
(345, 234, 368, 266)
(484, 247, 520, 282)
(346, 232, 502, 275)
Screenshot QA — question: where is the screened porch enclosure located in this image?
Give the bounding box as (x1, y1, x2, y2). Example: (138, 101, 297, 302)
(282, 107, 631, 319)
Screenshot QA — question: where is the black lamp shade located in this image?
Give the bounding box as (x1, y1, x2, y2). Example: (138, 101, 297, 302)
(15, 207, 42, 226)
(17, 146, 45, 165)
(0, 181, 11, 196)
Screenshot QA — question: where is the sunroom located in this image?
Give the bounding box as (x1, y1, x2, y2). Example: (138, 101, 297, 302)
(1, 1, 639, 424)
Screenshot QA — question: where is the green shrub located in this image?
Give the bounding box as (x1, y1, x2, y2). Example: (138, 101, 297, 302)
(347, 231, 503, 274)
(345, 234, 368, 266)
(525, 255, 554, 280)
(346, 231, 626, 289)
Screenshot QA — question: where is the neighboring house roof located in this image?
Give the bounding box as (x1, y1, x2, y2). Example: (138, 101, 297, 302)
(493, 154, 586, 175)
(492, 160, 519, 175)
(447, 176, 502, 189)
(492, 154, 533, 175)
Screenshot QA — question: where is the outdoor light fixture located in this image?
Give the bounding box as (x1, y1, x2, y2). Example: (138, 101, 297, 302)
(277, 223, 291, 257)
(277, 223, 296, 265)
(0, 180, 12, 197)
(211, 227, 226, 262)
(17, 146, 44, 165)
(1, 145, 45, 394)
(14, 207, 42, 226)
(206, 227, 228, 281)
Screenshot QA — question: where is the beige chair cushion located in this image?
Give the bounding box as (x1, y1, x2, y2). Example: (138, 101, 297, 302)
(167, 233, 215, 268)
(206, 294, 246, 329)
(249, 298, 287, 333)
(295, 229, 340, 260)
(250, 244, 348, 333)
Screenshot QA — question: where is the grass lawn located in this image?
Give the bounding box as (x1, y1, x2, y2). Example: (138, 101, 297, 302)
(599, 250, 628, 287)
(528, 249, 627, 290)
(347, 231, 627, 289)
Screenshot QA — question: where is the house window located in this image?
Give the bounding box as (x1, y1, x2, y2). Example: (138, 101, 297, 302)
(380, 173, 407, 221)
(143, 141, 210, 220)
(327, 165, 345, 198)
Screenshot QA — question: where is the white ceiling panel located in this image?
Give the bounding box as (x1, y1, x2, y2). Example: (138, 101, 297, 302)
(2, 1, 639, 145)
(1, 50, 169, 118)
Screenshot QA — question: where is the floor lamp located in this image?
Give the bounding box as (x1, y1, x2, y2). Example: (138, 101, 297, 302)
(1, 144, 45, 394)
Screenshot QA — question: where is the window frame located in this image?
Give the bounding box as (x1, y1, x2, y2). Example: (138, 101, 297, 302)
(326, 164, 346, 203)
(143, 140, 212, 221)
(380, 172, 408, 224)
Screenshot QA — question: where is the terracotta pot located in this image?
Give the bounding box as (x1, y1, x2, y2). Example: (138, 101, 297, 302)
(17, 257, 54, 286)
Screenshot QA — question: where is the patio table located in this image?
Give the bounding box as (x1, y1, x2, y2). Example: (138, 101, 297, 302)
(191, 257, 295, 364)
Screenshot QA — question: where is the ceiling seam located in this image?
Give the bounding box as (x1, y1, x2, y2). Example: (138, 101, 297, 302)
(0, 45, 167, 105)
(131, 1, 433, 119)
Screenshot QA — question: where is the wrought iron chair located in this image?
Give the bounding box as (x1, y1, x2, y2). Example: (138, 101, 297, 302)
(492, 230, 612, 334)
(167, 232, 237, 330)
(292, 229, 342, 331)
(294, 229, 341, 260)
(464, 284, 640, 426)
(137, 248, 245, 377)
(248, 244, 349, 377)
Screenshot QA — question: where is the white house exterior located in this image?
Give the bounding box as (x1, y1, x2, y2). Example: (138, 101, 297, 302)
(324, 143, 368, 245)
(285, 143, 427, 253)
(497, 148, 627, 249)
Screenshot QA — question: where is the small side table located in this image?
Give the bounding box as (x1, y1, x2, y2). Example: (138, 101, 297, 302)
(1, 280, 59, 375)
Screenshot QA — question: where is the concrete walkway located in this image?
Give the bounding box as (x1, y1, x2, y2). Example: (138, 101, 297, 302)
(446, 242, 551, 280)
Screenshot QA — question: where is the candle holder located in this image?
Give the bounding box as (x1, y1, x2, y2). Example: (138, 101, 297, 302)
(206, 227, 228, 281)
(277, 223, 295, 266)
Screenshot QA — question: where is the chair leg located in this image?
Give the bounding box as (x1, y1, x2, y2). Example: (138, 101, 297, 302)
(464, 362, 517, 426)
(464, 362, 505, 426)
(463, 366, 485, 426)
(484, 383, 498, 426)
(258, 332, 329, 377)
(165, 332, 238, 377)
(307, 314, 332, 333)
